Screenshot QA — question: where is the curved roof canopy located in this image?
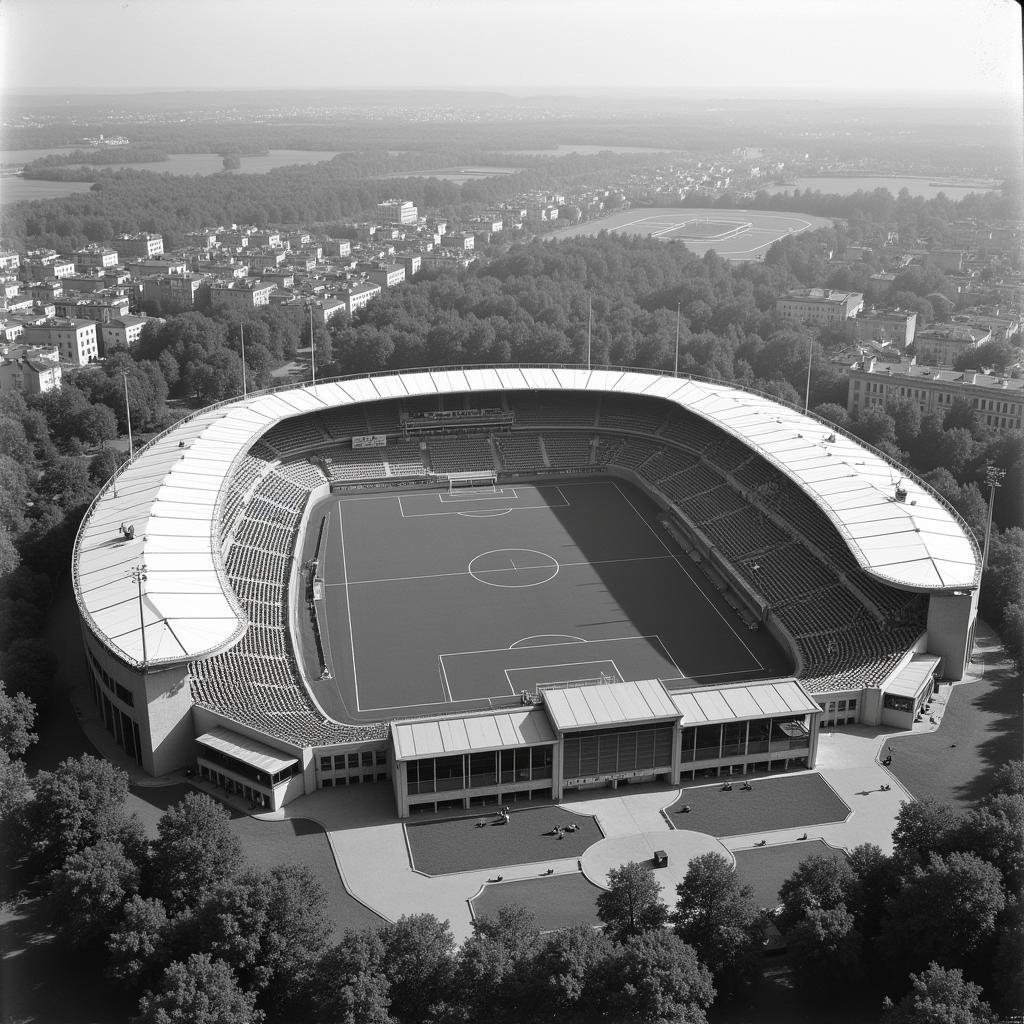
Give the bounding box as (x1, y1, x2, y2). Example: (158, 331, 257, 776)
(73, 366, 981, 669)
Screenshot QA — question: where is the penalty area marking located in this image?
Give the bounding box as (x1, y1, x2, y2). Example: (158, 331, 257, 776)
(509, 634, 585, 648)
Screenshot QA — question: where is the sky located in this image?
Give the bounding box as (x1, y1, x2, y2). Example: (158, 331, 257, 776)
(1, 0, 1022, 102)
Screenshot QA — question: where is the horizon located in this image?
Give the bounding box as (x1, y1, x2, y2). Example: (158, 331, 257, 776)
(2, 0, 1021, 101)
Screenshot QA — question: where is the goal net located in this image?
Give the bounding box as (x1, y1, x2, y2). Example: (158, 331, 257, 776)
(446, 470, 497, 494)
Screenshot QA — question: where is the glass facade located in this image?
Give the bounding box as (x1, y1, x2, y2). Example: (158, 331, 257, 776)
(561, 723, 674, 780)
(679, 716, 809, 763)
(406, 745, 553, 796)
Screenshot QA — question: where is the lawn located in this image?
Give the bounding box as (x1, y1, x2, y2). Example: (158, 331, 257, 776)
(889, 639, 1022, 808)
(666, 773, 850, 837)
(471, 873, 603, 932)
(406, 806, 603, 875)
(732, 840, 846, 908)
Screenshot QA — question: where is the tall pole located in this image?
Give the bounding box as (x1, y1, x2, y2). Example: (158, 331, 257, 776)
(309, 303, 316, 384)
(122, 369, 133, 458)
(129, 564, 148, 667)
(587, 295, 592, 371)
(982, 466, 1005, 569)
(240, 322, 247, 398)
(804, 333, 814, 412)
(674, 303, 681, 376)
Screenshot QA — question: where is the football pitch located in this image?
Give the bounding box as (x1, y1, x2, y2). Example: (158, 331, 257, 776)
(305, 478, 791, 722)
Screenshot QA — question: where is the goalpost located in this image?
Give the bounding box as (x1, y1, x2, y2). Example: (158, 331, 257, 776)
(446, 470, 497, 494)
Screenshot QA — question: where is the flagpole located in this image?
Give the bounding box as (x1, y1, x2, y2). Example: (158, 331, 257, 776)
(309, 303, 316, 383)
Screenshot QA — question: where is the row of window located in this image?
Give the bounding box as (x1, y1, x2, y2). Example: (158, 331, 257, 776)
(89, 649, 134, 706)
(320, 749, 387, 773)
(406, 746, 553, 796)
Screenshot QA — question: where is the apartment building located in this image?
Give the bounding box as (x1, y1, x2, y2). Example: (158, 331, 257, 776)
(850, 308, 917, 349)
(22, 318, 99, 365)
(74, 246, 120, 271)
(0, 345, 62, 395)
(340, 282, 382, 315)
(54, 293, 131, 324)
(208, 280, 274, 312)
(377, 200, 418, 226)
(776, 288, 864, 326)
(116, 233, 165, 259)
(138, 274, 210, 311)
(914, 324, 991, 366)
(98, 315, 152, 352)
(848, 358, 1023, 434)
(362, 264, 406, 289)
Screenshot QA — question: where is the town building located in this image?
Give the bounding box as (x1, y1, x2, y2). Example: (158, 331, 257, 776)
(98, 315, 152, 352)
(208, 280, 275, 312)
(776, 288, 864, 326)
(54, 293, 131, 324)
(339, 282, 382, 315)
(361, 263, 406, 289)
(138, 274, 210, 312)
(377, 200, 418, 226)
(0, 251, 21, 272)
(847, 358, 1024, 433)
(116, 233, 165, 259)
(0, 344, 61, 395)
(850, 308, 917, 349)
(74, 246, 120, 272)
(914, 324, 991, 366)
(21, 252, 75, 280)
(126, 257, 188, 278)
(21, 318, 99, 365)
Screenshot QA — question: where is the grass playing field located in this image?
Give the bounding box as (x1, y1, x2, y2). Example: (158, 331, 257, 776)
(303, 478, 790, 724)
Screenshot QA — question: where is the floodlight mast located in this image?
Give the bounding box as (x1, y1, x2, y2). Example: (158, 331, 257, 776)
(982, 465, 1005, 569)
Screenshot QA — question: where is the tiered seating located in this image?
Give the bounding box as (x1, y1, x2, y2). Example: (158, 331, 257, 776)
(194, 457, 387, 746)
(542, 432, 593, 468)
(657, 412, 722, 453)
(597, 396, 668, 434)
(652, 463, 719, 505)
(706, 439, 751, 475)
(708, 507, 783, 561)
(514, 393, 597, 427)
(221, 453, 270, 541)
(676, 484, 746, 526)
(321, 445, 387, 481)
(496, 433, 544, 473)
(362, 401, 401, 435)
(599, 436, 661, 470)
(262, 417, 327, 456)
(385, 441, 428, 477)
(320, 406, 369, 439)
(275, 460, 327, 490)
(731, 454, 780, 492)
(427, 434, 495, 473)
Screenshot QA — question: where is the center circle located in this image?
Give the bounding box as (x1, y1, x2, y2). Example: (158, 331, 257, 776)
(467, 548, 560, 588)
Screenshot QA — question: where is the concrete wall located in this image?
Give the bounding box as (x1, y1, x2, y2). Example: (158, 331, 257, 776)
(926, 589, 978, 681)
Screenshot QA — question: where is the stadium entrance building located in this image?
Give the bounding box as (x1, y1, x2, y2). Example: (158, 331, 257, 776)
(389, 678, 821, 817)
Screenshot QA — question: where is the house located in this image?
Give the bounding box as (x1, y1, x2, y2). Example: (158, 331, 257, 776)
(21, 318, 99, 365)
(99, 315, 153, 352)
(850, 308, 917, 348)
(0, 345, 62, 395)
(776, 288, 864, 326)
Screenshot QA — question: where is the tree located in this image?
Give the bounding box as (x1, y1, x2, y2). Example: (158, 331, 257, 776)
(0, 524, 19, 576)
(50, 838, 142, 950)
(71, 403, 118, 448)
(881, 963, 998, 1024)
(303, 929, 393, 1024)
(851, 405, 897, 448)
(672, 852, 766, 1000)
(88, 446, 127, 486)
(106, 895, 171, 992)
(596, 861, 669, 944)
(0, 680, 37, 758)
(456, 904, 542, 1023)
(605, 931, 716, 1024)
(532, 924, 612, 1019)
(0, 637, 57, 707)
(776, 853, 855, 934)
(16, 754, 143, 874)
(879, 852, 1006, 981)
(812, 401, 850, 429)
(134, 953, 263, 1024)
(377, 914, 457, 1024)
(148, 793, 245, 915)
(991, 759, 1024, 797)
(787, 903, 864, 1000)
(959, 792, 1024, 887)
(891, 798, 961, 868)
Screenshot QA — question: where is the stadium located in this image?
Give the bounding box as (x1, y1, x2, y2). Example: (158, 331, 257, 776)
(72, 366, 982, 818)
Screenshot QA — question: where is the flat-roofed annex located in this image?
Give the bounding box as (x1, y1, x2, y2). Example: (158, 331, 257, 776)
(72, 365, 982, 669)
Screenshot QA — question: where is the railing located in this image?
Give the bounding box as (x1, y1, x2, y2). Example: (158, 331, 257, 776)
(72, 362, 983, 666)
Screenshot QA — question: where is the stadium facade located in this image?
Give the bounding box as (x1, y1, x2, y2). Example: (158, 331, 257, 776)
(72, 366, 981, 816)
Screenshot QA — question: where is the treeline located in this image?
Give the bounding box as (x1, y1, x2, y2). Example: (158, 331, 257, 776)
(0, 149, 652, 253)
(0, 749, 1020, 1022)
(19, 147, 171, 178)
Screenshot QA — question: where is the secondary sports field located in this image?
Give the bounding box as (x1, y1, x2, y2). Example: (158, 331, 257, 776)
(546, 207, 835, 260)
(303, 478, 790, 723)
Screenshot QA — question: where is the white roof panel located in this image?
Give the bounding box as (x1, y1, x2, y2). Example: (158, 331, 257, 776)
(674, 680, 820, 725)
(392, 708, 554, 760)
(544, 679, 680, 731)
(196, 726, 298, 773)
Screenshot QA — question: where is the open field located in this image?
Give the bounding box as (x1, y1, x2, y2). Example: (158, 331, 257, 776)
(304, 478, 790, 723)
(546, 207, 835, 259)
(470, 874, 604, 931)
